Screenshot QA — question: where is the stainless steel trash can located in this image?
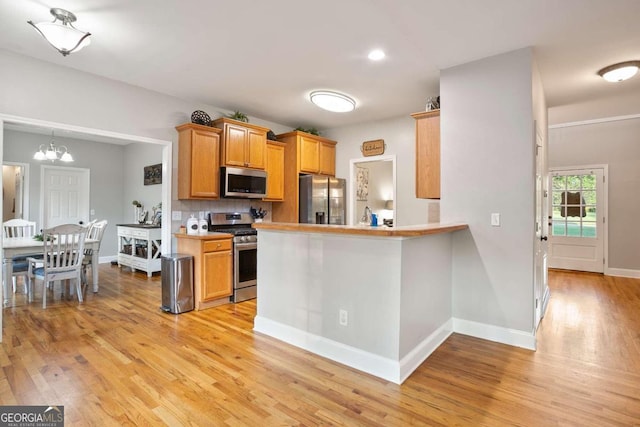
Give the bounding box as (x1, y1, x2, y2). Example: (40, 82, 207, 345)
(161, 253, 194, 314)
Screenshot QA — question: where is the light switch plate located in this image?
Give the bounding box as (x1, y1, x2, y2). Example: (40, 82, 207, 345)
(172, 211, 182, 221)
(491, 213, 500, 227)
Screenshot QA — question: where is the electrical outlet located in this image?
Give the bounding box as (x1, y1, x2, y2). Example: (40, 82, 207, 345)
(339, 309, 348, 326)
(172, 211, 182, 221)
(90, 209, 95, 215)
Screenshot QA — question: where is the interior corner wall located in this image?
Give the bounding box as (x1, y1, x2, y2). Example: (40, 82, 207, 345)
(549, 118, 640, 270)
(440, 48, 535, 333)
(324, 115, 431, 226)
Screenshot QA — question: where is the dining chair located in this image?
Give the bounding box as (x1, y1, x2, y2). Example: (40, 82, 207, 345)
(27, 224, 87, 308)
(81, 219, 107, 288)
(2, 218, 39, 293)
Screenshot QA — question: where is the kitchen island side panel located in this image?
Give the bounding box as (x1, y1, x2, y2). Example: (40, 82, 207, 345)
(254, 227, 457, 383)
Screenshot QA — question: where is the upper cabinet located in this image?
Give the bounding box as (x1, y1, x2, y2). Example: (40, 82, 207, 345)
(271, 131, 338, 223)
(176, 123, 222, 200)
(411, 110, 440, 199)
(211, 118, 269, 170)
(264, 141, 285, 201)
(297, 134, 337, 176)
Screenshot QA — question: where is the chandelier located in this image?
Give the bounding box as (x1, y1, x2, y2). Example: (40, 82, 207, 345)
(33, 132, 74, 162)
(28, 8, 91, 56)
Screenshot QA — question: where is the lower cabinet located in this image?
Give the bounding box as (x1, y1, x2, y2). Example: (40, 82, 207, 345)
(175, 234, 233, 310)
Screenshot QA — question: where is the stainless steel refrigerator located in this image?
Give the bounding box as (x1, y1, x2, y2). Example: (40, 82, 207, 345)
(299, 175, 346, 224)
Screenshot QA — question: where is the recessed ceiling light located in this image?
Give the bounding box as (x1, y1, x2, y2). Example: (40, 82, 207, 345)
(597, 61, 640, 82)
(368, 49, 385, 61)
(309, 91, 356, 113)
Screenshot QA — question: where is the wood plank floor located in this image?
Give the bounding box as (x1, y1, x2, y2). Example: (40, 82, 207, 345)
(1, 266, 639, 426)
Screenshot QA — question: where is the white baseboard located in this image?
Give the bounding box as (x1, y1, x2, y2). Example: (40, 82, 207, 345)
(254, 316, 452, 384)
(606, 268, 640, 279)
(398, 319, 453, 383)
(99, 255, 117, 264)
(453, 318, 536, 350)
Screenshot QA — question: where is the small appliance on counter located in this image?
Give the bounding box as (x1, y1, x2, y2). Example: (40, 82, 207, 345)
(186, 215, 199, 235)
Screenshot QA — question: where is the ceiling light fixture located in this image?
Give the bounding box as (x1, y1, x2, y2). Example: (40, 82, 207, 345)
(33, 131, 74, 162)
(28, 8, 91, 56)
(309, 91, 356, 113)
(368, 49, 385, 61)
(597, 60, 640, 82)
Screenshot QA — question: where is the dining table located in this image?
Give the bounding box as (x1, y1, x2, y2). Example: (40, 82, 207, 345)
(2, 236, 100, 306)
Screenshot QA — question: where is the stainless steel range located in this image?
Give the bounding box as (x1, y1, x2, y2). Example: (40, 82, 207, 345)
(207, 212, 257, 302)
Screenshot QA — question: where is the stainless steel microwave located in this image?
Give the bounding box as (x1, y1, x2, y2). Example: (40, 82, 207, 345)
(220, 167, 267, 199)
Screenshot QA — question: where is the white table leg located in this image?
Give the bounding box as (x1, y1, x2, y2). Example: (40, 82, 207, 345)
(92, 251, 99, 293)
(3, 258, 13, 306)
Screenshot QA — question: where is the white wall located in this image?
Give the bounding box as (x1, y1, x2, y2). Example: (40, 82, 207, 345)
(440, 48, 536, 334)
(0, 49, 292, 240)
(324, 115, 437, 226)
(549, 118, 640, 271)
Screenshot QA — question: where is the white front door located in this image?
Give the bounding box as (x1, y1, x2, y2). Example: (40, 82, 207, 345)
(534, 126, 549, 330)
(548, 167, 606, 273)
(41, 166, 90, 229)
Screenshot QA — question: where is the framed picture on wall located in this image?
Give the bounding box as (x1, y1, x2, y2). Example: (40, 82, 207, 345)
(144, 164, 162, 185)
(356, 167, 369, 201)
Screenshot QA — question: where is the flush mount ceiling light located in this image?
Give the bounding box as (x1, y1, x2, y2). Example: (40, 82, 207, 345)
(309, 91, 356, 113)
(33, 131, 74, 162)
(368, 49, 385, 61)
(597, 61, 640, 82)
(28, 8, 91, 56)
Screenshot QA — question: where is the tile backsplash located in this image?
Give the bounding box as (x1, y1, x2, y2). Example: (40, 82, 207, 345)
(171, 199, 273, 229)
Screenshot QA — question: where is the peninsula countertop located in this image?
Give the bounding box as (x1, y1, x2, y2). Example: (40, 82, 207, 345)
(251, 222, 468, 237)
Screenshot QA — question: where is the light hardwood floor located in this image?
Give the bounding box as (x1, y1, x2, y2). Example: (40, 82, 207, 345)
(1, 266, 639, 425)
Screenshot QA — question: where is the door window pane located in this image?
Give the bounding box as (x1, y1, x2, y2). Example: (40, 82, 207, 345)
(552, 221, 566, 236)
(566, 221, 581, 237)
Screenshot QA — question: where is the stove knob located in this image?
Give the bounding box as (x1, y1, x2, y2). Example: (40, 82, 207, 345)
(241, 236, 247, 243)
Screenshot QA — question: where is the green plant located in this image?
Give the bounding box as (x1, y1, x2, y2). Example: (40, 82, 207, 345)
(132, 200, 142, 207)
(227, 110, 249, 123)
(294, 126, 320, 136)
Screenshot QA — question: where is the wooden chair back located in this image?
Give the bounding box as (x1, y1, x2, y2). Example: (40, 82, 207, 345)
(3, 219, 37, 238)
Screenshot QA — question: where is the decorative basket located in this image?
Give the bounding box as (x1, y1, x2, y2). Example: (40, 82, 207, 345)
(191, 110, 211, 126)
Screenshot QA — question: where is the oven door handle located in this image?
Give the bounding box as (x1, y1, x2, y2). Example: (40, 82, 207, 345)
(234, 242, 257, 250)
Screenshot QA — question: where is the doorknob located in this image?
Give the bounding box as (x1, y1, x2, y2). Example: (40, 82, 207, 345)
(79, 220, 84, 225)
(540, 236, 548, 241)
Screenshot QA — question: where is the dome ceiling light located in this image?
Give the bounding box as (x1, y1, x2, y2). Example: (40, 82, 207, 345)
(309, 91, 356, 113)
(28, 8, 91, 56)
(597, 61, 640, 82)
(368, 49, 385, 61)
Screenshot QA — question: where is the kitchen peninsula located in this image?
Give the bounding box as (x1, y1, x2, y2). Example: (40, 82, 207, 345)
(251, 222, 468, 384)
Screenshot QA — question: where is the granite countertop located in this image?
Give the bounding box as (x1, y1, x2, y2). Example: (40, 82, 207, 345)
(252, 222, 468, 237)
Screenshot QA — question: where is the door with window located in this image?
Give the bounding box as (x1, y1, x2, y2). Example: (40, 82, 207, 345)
(548, 167, 606, 273)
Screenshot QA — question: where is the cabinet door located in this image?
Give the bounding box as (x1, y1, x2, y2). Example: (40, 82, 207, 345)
(265, 142, 285, 200)
(319, 142, 336, 176)
(415, 112, 440, 199)
(201, 250, 232, 301)
(246, 129, 266, 169)
(190, 129, 220, 198)
(224, 124, 248, 167)
(299, 136, 320, 173)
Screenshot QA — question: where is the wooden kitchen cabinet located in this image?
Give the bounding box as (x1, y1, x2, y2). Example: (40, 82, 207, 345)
(411, 110, 440, 199)
(264, 140, 285, 201)
(211, 117, 269, 170)
(271, 131, 338, 223)
(298, 135, 337, 176)
(175, 234, 233, 310)
(176, 123, 222, 200)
